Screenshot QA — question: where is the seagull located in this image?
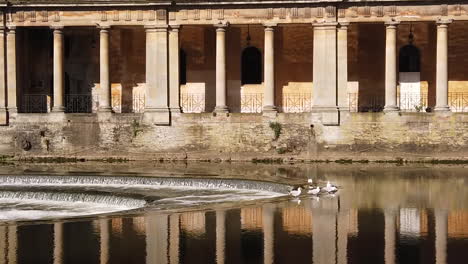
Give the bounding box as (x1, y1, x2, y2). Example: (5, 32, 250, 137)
(289, 186, 302, 197)
(322, 181, 338, 194)
(308, 186, 320, 195)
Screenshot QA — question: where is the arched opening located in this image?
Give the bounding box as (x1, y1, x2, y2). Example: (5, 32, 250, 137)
(241, 46, 262, 85)
(399, 43, 423, 111)
(399, 44, 420, 73)
(180, 49, 187, 85)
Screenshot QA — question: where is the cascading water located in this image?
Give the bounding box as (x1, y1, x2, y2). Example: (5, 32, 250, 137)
(0, 175, 291, 222)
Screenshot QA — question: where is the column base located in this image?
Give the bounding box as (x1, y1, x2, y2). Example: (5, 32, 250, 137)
(51, 106, 65, 113)
(98, 106, 113, 113)
(434, 105, 451, 112)
(311, 106, 340, 126)
(213, 106, 229, 114)
(262, 105, 278, 113)
(170, 107, 183, 114)
(383, 105, 399, 112)
(143, 108, 170, 125)
(0, 108, 7, 125)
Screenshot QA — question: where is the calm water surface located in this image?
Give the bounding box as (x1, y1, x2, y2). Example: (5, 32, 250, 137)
(0, 163, 467, 264)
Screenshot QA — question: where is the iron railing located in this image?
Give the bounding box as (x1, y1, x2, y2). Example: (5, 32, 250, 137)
(448, 93, 468, 112)
(282, 93, 312, 113)
(132, 94, 145, 113)
(20, 94, 50, 113)
(65, 94, 93, 113)
(181, 93, 205, 113)
(398, 93, 429, 112)
(240, 93, 263, 113)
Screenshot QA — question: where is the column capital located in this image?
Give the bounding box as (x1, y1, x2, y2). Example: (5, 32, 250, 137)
(312, 22, 338, 30)
(214, 21, 229, 31)
(98, 25, 111, 31)
(144, 24, 168, 32)
(169, 24, 180, 31)
(50, 25, 64, 31)
(263, 22, 277, 29)
(338, 22, 350, 29)
(7, 26, 16, 33)
(385, 20, 400, 28)
(437, 18, 453, 27)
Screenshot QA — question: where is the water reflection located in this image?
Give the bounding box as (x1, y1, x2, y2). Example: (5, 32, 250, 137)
(1, 164, 468, 263)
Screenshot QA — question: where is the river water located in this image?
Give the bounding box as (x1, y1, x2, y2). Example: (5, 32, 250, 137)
(0, 162, 467, 264)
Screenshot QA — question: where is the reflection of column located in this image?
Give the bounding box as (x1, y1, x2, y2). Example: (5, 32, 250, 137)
(312, 199, 337, 264)
(146, 214, 168, 264)
(384, 209, 397, 264)
(337, 210, 349, 264)
(169, 25, 182, 114)
(7, 225, 17, 264)
(6, 27, 17, 114)
(263, 204, 275, 264)
(214, 23, 228, 113)
(434, 20, 452, 112)
(53, 223, 64, 264)
(384, 21, 399, 112)
(100, 219, 110, 264)
(216, 210, 226, 264)
(263, 23, 277, 114)
(435, 209, 448, 264)
(337, 22, 349, 111)
(0, 225, 6, 264)
(0, 27, 6, 123)
(169, 214, 180, 264)
(52, 26, 65, 112)
(99, 26, 112, 112)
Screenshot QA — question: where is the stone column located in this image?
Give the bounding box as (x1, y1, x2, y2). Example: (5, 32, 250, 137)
(100, 219, 110, 264)
(216, 210, 226, 264)
(0, 27, 6, 124)
(435, 209, 448, 264)
(384, 209, 397, 264)
(214, 23, 229, 114)
(169, 25, 182, 114)
(99, 26, 112, 112)
(263, 204, 275, 264)
(337, 22, 349, 111)
(263, 23, 277, 114)
(144, 25, 170, 125)
(53, 222, 63, 264)
(384, 21, 399, 112)
(434, 19, 452, 112)
(6, 26, 17, 114)
(312, 23, 338, 125)
(169, 214, 180, 264)
(52, 26, 65, 112)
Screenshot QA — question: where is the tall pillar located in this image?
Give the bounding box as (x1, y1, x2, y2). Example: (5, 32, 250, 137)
(0, 27, 6, 125)
(53, 222, 63, 264)
(214, 23, 229, 114)
(337, 22, 349, 111)
(6, 26, 17, 114)
(169, 25, 182, 114)
(144, 25, 170, 125)
(216, 210, 226, 264)
(263, 23, 277, 114)
(312, 23, 339, 125)
(263, 204, 275, 264)
(99, 26, 112, 112)
(100, 219, 110, 264)
(169, 214, 180, 264)
(384, 209, 397, 264)
(435, 209, 448, 264)
(434, 19, 452, 112)
(384, 21, 399, 112)
(52, 26, 65, 112)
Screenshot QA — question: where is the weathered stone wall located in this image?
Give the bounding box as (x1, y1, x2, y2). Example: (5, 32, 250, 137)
(3, 112, 468, 161)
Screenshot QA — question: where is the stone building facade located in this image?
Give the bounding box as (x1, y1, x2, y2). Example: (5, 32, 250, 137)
(3, 0, 468, 159)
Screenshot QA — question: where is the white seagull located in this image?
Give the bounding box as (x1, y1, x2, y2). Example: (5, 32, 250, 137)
(289, 187, 302, 197)
(322, 181, 338, 194)
(308, 186, 320, 195)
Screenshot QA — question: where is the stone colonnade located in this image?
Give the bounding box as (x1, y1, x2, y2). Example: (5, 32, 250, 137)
(0, 18, 457, 124)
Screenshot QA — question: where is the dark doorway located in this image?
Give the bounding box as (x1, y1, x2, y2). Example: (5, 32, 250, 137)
(399, 44, 420, 72)
(180, 49, 187, 85)
(241, 47, 262, 85)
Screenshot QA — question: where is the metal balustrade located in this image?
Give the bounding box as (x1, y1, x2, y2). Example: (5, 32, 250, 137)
(65, 94, 93, 113)
(20, 94, 50, 113)
(181, 93, 205, 113)
(282, 93, 312, 113)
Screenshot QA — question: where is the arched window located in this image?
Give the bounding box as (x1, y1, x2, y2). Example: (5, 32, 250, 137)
(180, 49, 187, 85)
(241, 47, 262, 85)
(399, 45, 420, 72)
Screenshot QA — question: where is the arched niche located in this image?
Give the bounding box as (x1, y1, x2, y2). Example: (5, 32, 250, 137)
(241, 46, 262, 85)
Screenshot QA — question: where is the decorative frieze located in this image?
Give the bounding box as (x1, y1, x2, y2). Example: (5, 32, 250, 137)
(375, 6, 384, 17)
(149, 10, 156, 21)
(291, 7, 298, 18)
(325, 6, 336, 18)
(315, 7, 324, 18)
(441, 4, 448, 16)
(267, 8, 273, 19)
(112, 10, 119, 21)
(16, 11, 24, 22)
(192, 9, 200, 20)
(338, 8, 345, 18)
(205, 9, 212, 20)
(137, 10, 143, 21)
(303, 7, 311, 19)
(180, 10, 188, 20)
(100, 11, 107, 21)
(387, 6, 397, 17)
(216, 9, 224, 20)
(53, 11, 60, 22)
(40, 11, 48, 22)
(361, 6, 371, 17)
(124, 10, 131, 21)
(157, 9, 166, 20)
